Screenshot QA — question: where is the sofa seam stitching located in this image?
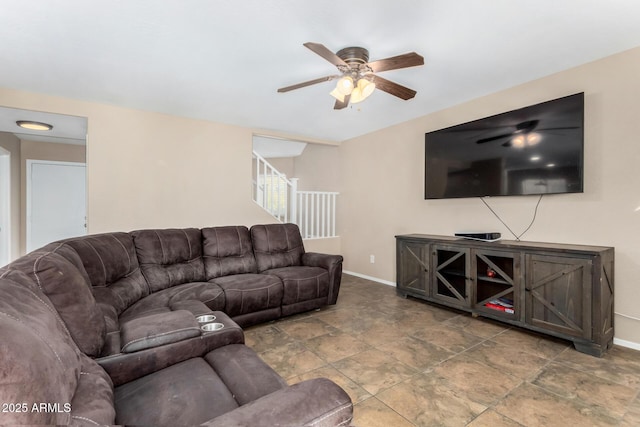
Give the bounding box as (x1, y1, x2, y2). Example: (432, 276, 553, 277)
(304, 402, 353, 426)
(70, 415, 102, 426)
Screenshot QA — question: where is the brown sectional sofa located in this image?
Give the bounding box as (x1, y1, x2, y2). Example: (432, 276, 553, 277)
(0, 223, 352, 426)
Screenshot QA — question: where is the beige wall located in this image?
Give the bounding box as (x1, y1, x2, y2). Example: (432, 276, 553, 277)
(338, 46, 640, 345)
(0, 132, 21, 260)
(0, 87, 278, 237)
(294, 143, 340, 192)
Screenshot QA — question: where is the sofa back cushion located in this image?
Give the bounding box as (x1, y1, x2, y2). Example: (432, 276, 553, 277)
(8, 248, 106, 357)
(202, 226, 258, 279)
(250, 223, 305, 272)
(131, 228, 206, 292)
(0, 268, 82, 425)
(60, 233, 150, 317)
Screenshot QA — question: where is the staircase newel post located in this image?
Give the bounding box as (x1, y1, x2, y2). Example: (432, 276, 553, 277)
(289, 178, 298, 226)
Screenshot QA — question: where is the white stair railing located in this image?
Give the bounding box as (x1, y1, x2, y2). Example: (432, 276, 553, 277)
(295, 191, 339, 239)
(253, 151, 291, 223)
(252, 150, 338, 238)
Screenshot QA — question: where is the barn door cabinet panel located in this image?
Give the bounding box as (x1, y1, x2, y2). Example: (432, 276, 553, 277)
(395, 234, 614, 357)
(431, 244, 471, 309)
(397, 241, 430, 297)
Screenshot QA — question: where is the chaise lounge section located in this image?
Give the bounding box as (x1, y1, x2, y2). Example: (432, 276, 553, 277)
(0, 223, 352, 426)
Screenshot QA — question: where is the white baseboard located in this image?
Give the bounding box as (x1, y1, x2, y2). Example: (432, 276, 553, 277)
(343, 270, 396, 287)
(343, 270, 640, 352)
(613, 337, 640, 351)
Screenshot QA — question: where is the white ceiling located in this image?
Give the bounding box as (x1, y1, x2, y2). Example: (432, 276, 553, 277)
(1, 1, 640, 142)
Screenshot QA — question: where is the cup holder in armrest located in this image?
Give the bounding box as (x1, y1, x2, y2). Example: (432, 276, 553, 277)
(196, 314, 216, 323)
(201, 322, 225, 332)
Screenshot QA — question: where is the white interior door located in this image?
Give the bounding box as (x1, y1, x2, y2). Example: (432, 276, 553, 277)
(0, 147, 10, 266)
(27, 160, 86, 253)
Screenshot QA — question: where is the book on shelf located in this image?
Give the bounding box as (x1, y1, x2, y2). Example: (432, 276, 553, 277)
(484, 299, 514, 314)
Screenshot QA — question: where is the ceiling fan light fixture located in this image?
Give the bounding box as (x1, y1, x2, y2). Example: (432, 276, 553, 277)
(16, 120, 53, 131)
(329, 87, 346, 102)
(336, 76, 354, 95)
(350, 87, 364, 104)
(358, 78, 376, 99)
(350, 78, 376, 104)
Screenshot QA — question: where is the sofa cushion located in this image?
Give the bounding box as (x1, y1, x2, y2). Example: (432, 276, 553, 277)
(202, 226, 258, 278)
(264, 266, 330, 307)
(119, 281, 225, 323)
(8, 250, 106, 357)
(132, 228, 206, 292)
(114, 357, 239, 426)
(60, 233, 150, 315)
(205, 378, 353, 427)
(0, 269, 85, 425)
(204, 344, 287, 405)
(210, 274, 283, 317)
(250, 223, 305, 272)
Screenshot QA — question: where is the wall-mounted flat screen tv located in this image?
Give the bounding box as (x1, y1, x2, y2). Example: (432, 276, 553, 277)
(424, 93, 584, 199)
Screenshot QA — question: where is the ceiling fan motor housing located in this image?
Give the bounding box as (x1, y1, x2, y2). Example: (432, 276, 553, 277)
(336, 46, 370, 69)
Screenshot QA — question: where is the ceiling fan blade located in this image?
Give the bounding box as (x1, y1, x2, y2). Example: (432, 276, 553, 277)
(370, 75, 417, 100)
(476, 133, 513, 144)
(537, 126, 580, 131)
(367, 52, 424, 73)
(303, 42, 349, 68)
(277, 75, 338, 93)
(334, 94, 350, 110)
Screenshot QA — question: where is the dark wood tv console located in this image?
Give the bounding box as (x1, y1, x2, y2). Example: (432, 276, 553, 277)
(395, 234, 614, 356)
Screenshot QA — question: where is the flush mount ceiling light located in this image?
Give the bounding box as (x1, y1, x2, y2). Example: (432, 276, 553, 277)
(278, 42, 424, 110)
(16, 120, 53, 131)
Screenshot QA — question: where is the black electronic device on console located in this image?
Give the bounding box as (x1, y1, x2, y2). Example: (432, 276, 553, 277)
(454, 232, 502, 242)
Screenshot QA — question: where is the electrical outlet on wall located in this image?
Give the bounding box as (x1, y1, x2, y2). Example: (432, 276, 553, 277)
(369, 255, 375, 264)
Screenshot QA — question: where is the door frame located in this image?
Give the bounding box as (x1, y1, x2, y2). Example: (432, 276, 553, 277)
(0, 146, 10, 266)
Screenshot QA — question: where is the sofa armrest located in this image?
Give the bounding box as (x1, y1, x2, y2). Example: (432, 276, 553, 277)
(120, 310, 201, 353)
(302, 252, 344, 305)
(302, 252, 343, 270)
(204, 378, 353, 427)
(98, 311, 244, 386)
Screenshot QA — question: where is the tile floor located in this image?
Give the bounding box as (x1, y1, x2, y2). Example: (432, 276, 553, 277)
(244, 274, 640, 427)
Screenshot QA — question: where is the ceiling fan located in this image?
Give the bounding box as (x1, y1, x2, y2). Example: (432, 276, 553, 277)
(277, 42, 424, 110)
(476, 120, 579, 148)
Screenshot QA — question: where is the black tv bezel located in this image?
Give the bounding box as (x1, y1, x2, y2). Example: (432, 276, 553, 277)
(424, 93, 585, 200)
